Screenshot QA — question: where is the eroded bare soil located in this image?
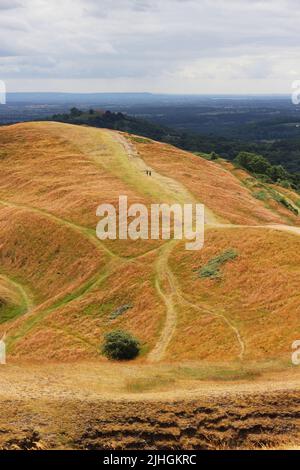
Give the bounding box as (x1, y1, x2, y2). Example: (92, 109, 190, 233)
(0, 390, 299, 450)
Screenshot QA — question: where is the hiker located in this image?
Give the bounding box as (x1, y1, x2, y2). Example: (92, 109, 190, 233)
(0, 333, 6, 365)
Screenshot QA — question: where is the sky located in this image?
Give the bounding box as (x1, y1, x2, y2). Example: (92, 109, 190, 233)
(0, 0, 300, 94)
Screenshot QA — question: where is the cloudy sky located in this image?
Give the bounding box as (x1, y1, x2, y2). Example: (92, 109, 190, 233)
(0, 0, 300, 93)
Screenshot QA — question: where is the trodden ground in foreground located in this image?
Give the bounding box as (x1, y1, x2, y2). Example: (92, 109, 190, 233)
(0, 362, 299, 450)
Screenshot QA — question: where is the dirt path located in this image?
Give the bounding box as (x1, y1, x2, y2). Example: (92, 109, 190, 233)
(152, 220, 300, 362)
(111, 131, 219, 224)
(209, 222, 300, 235)
(110, 132, 195, 205)
(148, 241, 178, 362)
(148, 225, 300, 362)
(178, 295, 245, 360)
(268, 224, 300, 236)
(148, 238, 245, 362)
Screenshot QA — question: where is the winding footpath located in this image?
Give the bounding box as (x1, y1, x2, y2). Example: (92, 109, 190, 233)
(112, 132, 300, 362)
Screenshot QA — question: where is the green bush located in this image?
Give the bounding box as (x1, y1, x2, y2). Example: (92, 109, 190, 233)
(199, 249, 238, 279)
(102, 330, 141, 361)
(234, 152, 271, 175)
(234, 152, 295, 188)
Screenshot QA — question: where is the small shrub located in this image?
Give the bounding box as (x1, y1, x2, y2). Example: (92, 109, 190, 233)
(102, 330, 141, 360)
(199, 249, 238, 279)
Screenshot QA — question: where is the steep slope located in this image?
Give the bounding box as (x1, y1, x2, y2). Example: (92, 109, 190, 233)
(0, 122, 299, 368)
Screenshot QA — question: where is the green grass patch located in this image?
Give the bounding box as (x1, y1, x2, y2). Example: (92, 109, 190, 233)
(126, 366, 261, 393)
(199, 249, 238, 279)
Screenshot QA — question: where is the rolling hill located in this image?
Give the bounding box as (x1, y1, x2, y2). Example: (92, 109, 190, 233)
(0, 121, 299, 370)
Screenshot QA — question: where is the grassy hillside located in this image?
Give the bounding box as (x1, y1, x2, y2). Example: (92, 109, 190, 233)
(0, 122, 299, 369)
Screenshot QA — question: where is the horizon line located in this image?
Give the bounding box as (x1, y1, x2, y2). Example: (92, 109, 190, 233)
(5, 91, 292, 96)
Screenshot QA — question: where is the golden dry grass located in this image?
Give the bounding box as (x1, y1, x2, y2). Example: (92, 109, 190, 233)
(167, 227, 300, 363)
(0, 123, 300, 451)
(0, 122, 299, 370)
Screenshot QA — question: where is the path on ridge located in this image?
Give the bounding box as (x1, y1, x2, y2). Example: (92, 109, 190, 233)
(109, 131, 300, 362)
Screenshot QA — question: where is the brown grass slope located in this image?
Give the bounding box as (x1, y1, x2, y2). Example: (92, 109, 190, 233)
(0, 122, 299, 368)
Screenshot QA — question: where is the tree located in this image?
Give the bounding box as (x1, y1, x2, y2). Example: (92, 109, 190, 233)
(267, 164, 289, 182)
(235, 151, 271, 175)
(102, 330, 141, 361)
(70, 107, 82, 117)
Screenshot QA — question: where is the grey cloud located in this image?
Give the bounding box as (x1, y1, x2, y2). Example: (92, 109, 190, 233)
(0, 0, 299, 88)
(0, 0, 22, 9)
